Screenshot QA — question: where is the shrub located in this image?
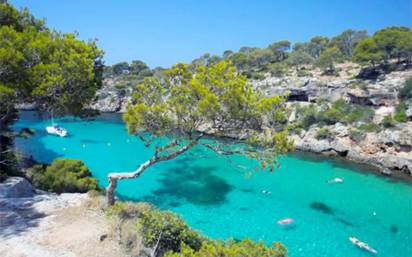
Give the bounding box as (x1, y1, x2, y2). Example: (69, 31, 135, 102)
(358, 122, 380, 133)
(399, 77, 412, 100)
(249, 71, 265, 80)
(349, 128, 366, 142)
(285, 122, 303, 134)
(381, 115, 395, 128)
(108, 202, 207, 256)
(315, 127, 334, 141)
(268, 62, 288, 77)
(394, 102, 408, 123)
(139, 205, 206, 255)
(165, 240, 287, 257)
(319, 107, 343, 125)
(107, 202, 145, 255)
(317, 100, 374, 125)
(295, 104, 318, 129)
(296, 69, 312, 77)
(28, 159, 99, 193)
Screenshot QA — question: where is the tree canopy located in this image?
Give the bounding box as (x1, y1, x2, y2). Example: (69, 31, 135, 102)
(0, 2, 103, 118)
(107, 60, 293, 205)
(353, 26, 412, 66)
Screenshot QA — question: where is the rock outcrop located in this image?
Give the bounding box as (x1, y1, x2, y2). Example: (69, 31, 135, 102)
(89, 78, 132, 113)
(0, 177, 123, 257)
(0, 177, 35, 198)
(292, 123, 412, 177)
(251, 69, 412, 106)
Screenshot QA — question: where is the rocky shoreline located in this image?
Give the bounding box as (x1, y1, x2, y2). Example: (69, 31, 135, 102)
(291, 123, 412, 179)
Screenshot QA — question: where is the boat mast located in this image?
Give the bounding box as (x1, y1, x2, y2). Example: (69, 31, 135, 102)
(51, 109, 55, 125)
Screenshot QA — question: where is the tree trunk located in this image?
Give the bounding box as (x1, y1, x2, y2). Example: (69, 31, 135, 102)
(106, 140, 197, 206)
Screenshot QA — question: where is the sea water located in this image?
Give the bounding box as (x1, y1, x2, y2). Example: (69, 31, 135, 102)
(13, 111, 412, 257)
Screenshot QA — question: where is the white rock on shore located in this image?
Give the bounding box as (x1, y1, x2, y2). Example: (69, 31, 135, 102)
(0, 177, 123, 257)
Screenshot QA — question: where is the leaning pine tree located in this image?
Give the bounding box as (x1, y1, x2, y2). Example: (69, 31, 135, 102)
(106, 60, 293, 205)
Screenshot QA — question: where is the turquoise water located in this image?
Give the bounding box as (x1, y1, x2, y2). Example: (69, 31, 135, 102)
(13, 111, 412, 257)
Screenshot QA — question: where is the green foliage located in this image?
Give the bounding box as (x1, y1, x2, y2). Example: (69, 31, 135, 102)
(353, 26, 412, 66)
(292, 36, 330, 60)
(295, 104, 318, 129)
(373, 26, 412, 61)
(27, 159, 99, 193)
(268, 40, 290, 62)
(139, 206, 206, 254)
(108, 202, 207, 256)
(296, 69, 312, 77)
(381, 115, 395, 128)
(125, 60, 292, 171)
(0, 133, 20, 180)
(394, 102, 408, 123)
(353, 38, 383, 66)
(295, 100, 374, 129)
(111, 62, 130, 75)
(320, 100, 374, 125)
(0, 2, 103, 116)
(165, 240, 287, 257)
(267, 62, 288, 77)
(107, 202, 287, 257)
(399, 77, 412, 100)
(315, 127, 334, 140)
(307, 36, 330, 59)
(0, 2, 45, 32)
(317, 46, 344, 72)
(348, 128, 365, 143)
(330, 29, 368, 59)
(357, 122, 380, 133)
(286, 51, 314, 70)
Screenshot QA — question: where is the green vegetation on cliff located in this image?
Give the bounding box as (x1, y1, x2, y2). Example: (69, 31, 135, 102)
(26, 159, 99, 193)
(108, 202, 287, 257)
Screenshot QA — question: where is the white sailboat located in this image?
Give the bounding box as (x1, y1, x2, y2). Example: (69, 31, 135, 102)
(46, 111, 68, 137)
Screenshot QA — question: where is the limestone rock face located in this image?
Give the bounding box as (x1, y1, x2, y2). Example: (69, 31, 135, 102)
(89, 78, 132, 113)
(251, 69, 412, 107)
(406, 100, 412, 120)
(293, 123, 412, 177)
(0, 177, 34, 198)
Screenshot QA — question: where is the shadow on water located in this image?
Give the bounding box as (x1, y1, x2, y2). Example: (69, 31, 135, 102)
(80, 139, 106, 144)
(310, 201, 357, 228)
(292, 151, 412, 184)
(334, 217, 355, 227)
(240, 188, 254, 193)
(310, 201, 335, 215)
(120, 157, 234, 208)
(13, 123, 62, 164)
(390, 225, 399, 234)
(291, 151, 379, 174)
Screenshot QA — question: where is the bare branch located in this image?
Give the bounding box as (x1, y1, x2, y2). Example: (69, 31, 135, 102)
(107, 134, 203, 205)
(201, 143, 243, 156)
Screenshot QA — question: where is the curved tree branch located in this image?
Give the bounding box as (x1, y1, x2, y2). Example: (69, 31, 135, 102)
(106, 137, 200, 205)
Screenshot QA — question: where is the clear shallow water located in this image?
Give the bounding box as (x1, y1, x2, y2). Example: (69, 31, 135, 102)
(13, 111, 412, 257)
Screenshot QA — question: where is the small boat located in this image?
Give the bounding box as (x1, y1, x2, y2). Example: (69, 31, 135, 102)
(349, 236, 377, 254)
(46, 125, 68, 137)
(262, 190, 271, 195)
(277, 218, 293, 225)
(327, 177, 344, 184)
